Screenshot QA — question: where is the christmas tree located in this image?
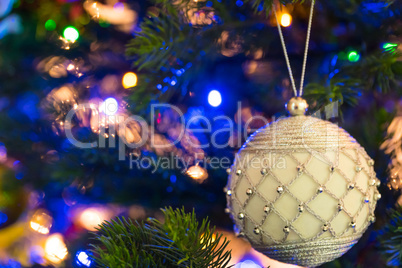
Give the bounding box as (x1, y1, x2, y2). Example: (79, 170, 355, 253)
(0, 0, 401, 267)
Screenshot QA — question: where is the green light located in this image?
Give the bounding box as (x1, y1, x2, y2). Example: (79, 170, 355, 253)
(45, 19, 56, 31)
(13, 0, 21, 8)
(348, 51, 360, 62)
(383, 43, 397, 50)
(99, 19, 110, 28)
(63, 26, 79, 42)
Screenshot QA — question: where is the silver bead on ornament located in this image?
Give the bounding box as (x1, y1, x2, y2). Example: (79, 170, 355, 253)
(226, 97, 379, 267)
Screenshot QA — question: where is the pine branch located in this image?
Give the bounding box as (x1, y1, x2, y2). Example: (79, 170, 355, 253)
(379, 206, 402, 267)
(243, 0, 301, 16)
(339, 49, 402, 93)
(126, 13, 187, 71)
(90, 207, 232, 268)
(303, 78, 362, 111)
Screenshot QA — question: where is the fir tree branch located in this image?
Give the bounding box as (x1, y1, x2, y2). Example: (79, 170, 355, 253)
(91, 207, 232, 268)
(379, 206, 402, 267)
(339, 49, 402, 93)
(243, 0, 302, 16)
(303, 78, 362, 110)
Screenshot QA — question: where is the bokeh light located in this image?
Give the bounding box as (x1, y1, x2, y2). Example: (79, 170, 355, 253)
(280, 13, 292, 27)
(76, 251, 92, 267)
(0, 142, 7, 163)
(0, 212, 8, 225)
(100, 97, 118, 116)
(45, 19, 56, 31)
(208, 90, 222, 107)
(29, 209, 53, 235)
(44, 234, 68, 264)
(348, 51, 360, 62)
(236, 260, 262, 268)
(63, 26, 79, 42)
(200, 233, 216, 249)
(383, 43, 397, 50)
(122, 72, 138, 88)
(79, 207, 105, 231)
(30, 245, 45, 265)
(186, 165, 208, 182)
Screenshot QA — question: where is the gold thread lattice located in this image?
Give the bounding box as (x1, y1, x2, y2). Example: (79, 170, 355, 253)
(226, 115, 379, 267)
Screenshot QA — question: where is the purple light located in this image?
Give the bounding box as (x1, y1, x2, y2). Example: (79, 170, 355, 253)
(113, 2, 124, 11)
(236, 260, 262, 268)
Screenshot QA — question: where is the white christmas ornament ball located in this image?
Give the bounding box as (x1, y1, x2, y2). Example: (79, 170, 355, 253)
(226, 98, 379, 267)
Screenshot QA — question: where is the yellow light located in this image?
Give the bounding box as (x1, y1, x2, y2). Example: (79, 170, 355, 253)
(122, 72, 138, 89)
(280, 13, 292, 27)
(186, 165, 208, 182)
(44, 234, 68, 264)
(30, 209, 53, 235)
(79, 207, 104, 231)
(200, 233, 216, 249)
(67, 63, 75, 71)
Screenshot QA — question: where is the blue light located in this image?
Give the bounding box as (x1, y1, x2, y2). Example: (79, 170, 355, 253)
(363, 2, 388, 12)
(76, 251, 92, 267)
(236, 260, 262, 268)
(157, 84, 162, 90)
(30, 246, 44, 264)
(0, 143, 6, 160)
(176, 69, 184, 76)
(331, 55, 338, 67)
(170, 175, 177, 183)
(328, 69, 339, 79)
(15, 172, 23, 180)
(17, 93, 39, 121)
(3, 259, 21, 268)
(208, 90, 222, 107)
(0, 212, 8, 225)
(170, 76, 177, 86)
(236, 0, 244, 7)
(100, 98, 118, 116)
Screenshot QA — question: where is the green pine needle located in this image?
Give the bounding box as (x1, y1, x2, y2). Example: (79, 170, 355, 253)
(340, 50, 402, 93)
(90, 207, 232, 268)
(303, 78, 362, 112)
(379, 206, 402, 267)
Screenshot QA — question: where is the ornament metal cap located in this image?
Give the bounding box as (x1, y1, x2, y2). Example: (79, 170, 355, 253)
(286, 97, 308, 116)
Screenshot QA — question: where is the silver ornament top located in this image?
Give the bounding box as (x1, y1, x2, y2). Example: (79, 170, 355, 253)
(286, 97, 308, 116)
(241, 114, 359, 152)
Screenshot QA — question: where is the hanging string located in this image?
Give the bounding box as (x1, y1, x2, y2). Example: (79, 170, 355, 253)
(273, 8, 298, 97)
(273, 0, 316, 97)
(299, 0, 315, 96)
